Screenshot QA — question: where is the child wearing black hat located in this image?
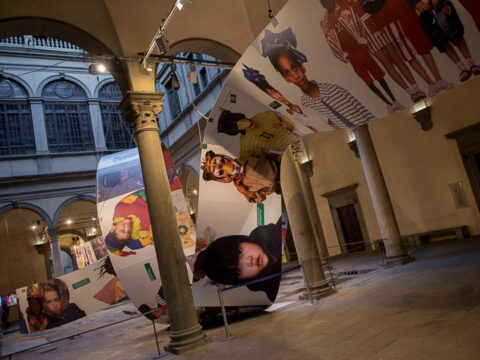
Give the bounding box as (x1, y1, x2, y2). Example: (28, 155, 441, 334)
(196, 219, 282, 302)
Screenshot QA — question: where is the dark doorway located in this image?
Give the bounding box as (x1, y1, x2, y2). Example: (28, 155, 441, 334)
(337, 204, 365, 252)
(446, 123, 480, 212)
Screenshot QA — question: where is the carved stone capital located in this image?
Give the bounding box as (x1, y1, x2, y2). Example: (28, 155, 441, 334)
(119, 91, 165, 134)
(48, 228, 58, 241)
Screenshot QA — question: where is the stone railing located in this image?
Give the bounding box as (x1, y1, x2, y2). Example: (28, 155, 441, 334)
(0, 35, 85, 52)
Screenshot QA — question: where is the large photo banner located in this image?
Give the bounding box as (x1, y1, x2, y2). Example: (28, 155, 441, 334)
(96, 147, 195, 317)
(90, 0, 480, 311)
(195, 0, 480, 306)
(16, 255, 124, 333)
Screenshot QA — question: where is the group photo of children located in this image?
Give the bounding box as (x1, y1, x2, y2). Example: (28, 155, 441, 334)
(230, 0, 480, 133)
(194, 0, 480, 308)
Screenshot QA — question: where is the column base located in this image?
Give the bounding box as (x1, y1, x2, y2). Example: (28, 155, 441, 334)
(385, 253, 415, 267)
(164, 323, 211, 355)
(299, 280, 334, 300)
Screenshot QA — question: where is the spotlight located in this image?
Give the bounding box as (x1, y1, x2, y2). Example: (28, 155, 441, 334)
(66, 219, 72, 225)
(176, 0, 191, 10)
(88, 63, 107, 75)
(31, 224, 37, 230)
(155, 34, 169, 54)
(188, 65, 198, 84)
(171, 64, 180, 90)
(145, 63, 154, 73)
(91, 216, 96, 221)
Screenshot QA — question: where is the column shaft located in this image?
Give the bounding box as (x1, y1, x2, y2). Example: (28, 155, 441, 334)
(29, 99, 49, 153)
(120, 92, 210, 354)
(281, 145, 332, 299)
(353, 124, 413, 265)
(49, 229, 64, 277)
(87, 100, 107, 151)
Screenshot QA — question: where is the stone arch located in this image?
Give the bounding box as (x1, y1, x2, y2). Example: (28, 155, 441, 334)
(0, 73, 34, 97)
(179, 164, 199, 184)
(36, 74, 93, 98)
(52, 194, 96, 228)
(0, 17, 130, 93)
(168, 38, 240, 64)
(0, 202, 53, 228)
(57, 228, 88, 241)
(94, 77, 117, 98)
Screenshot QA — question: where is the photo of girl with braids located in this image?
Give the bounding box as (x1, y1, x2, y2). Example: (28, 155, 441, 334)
(242, 64, 302, 115)
(194, 218, 283, 302)
(242, 64, 324, 133)
(261, 27, 375, 129)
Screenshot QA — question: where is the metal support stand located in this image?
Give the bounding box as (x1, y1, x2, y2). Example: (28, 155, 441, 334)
(217, 288, 231, 339)
(151, 320, 167, 359)
(326, 257, 336, 290)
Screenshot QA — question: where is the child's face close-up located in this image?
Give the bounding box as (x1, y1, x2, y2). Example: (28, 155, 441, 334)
(277, 54, 309, 90)
(114, 219, 133, 241)
(43, 290, 61, 315)
(207, 155, 242, 181)
(237, 242, 269, 280)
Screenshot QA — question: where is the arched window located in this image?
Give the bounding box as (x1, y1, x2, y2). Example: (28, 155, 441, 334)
(99, 82, 135, 150)
(0, 79, 35, 156)
(42, 80, 94, 152)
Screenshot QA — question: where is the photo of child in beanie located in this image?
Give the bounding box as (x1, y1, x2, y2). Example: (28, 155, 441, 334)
(194, 218, 282, 302)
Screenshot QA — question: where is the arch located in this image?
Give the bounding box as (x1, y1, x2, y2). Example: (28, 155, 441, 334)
(57, 228, 88, 241)
(0, 17, 130, 93)
(179, 164, 199, 182)
(0, 202, 53, 228)
(94, 78, 117, 98)
(52, 194, 96, 228)
(0, 73, 34, 97)
(168, 38, 241, 64)
(36, 74, 92, 98)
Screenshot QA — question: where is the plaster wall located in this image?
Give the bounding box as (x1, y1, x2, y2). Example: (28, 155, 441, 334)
(306, 78, 480, 255)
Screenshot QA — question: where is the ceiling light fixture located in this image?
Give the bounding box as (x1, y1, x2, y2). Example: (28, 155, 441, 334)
(188, 65, 198, 84)
(141, 0, 194, 69)
(88, 63, 106, 75)
(66, 219, 72, 225)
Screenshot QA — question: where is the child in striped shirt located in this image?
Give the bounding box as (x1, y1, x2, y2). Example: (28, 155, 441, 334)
(262, 28, 375, 129)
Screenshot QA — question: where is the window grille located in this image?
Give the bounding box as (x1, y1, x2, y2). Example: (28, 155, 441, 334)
(42, 80, 94, 152)
(0, 79, 35, 156)
(99, 82, 135, 150)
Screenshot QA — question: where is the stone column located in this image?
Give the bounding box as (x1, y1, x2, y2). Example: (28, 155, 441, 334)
(292, 139, 329, 260)
(281, 142, 332, 299)
(87, 99, 107, 151)
(29, 98, 49, 153)
(120, 91, 210, 354)
(353, 124, 414, 266)
(48, 228, 64, 277)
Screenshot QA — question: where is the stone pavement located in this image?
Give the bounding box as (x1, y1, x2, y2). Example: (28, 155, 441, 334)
(3, 238, 480, 360)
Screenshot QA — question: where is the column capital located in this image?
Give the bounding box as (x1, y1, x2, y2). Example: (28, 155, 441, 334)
(119, 91, 165, 134)
(48, 228, 59, 239)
